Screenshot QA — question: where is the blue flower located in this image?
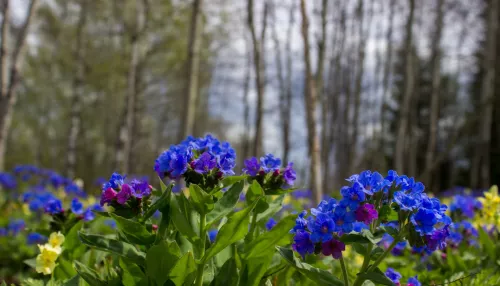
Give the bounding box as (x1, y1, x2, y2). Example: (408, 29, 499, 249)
(27, 233, 47, 245)
(104, 219, 117, 229)
(71, 198, 84, 215)
(44, 199, 63, 215)
(8, 219, 25, 235)
(218, 152, 236, 175)
(266, 218, 277, 230)
(356, 170, 388, 194)
(154, 145, 190, 178)
(130, 179, 151, 198)
(260, 154, 281, 173)
(290, 211, 308, 234)
(0, 228, 6, 236)
(353, 222, 369, 232)
(208, 230, 218, 243)
(169, 153, 188, 178)
(450, 195, 482, 218)
(340, 182, 365, 209)
(396, 175, 424, 194)
(393, 191, 420, 211)
(292, 230, 314, 259)
(331, 206, 355, 233)
(103, 172, 125, 190)
(311, 198, 337, 216)
(385, 170, 398, 182)
(193, 152, 217, 174)
(425, 226, 449, 251)
(385, 268, 402, 284)
(83, 208, 96, 222)
(243, 157, 260, 176)
(411, 208, 437, 235)
(0, 172, 17, 189)
(407, 276, 421, 286)
(308, 213, 336, 243)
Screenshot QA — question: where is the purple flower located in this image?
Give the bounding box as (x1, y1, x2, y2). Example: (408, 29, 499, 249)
(283, 162, 297, 186)
(193, 152, 217, 174)
(116, 184, 133, 205)
(411, 208, 437, 235)
(354, 203, 378, 225)
(44, 199, 63, 214)
(321, 239, 345, 259)
(243, 157, 260, 176)
(266, 218, 277, 230)
(100, 187, 117, 206)
(292, 230, 314, 259)
(425, 227, 449, 251)
(130, 179, 151, 198)
(308, 213, 336, 243)
(260, 154, 281, 173)
(407, 276, 421, 286)
(71, 198, 84, 215)
(385, 268, 402, 285)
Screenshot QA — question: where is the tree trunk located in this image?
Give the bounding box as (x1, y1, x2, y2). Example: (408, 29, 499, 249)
(350, 0, 366, 174)
(380, 0, 395, 166)
(0, 0, 38, 170)
(241, 38, 252, 166)
(473, 0, 498, 188)
(424, 0, 444, 186)
(247, 0, 267, 156)
(283, 1, 295, 165)
(65, 0, 88, 179)
(394, 0, 415, 173)
(178, 0, 203, 142)
(300, 0, 323, 204)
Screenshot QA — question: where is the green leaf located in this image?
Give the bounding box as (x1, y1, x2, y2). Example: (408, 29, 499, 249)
(207, 181, 244, 225)
(339, 233, 370, 245)
(110, 213, 155, 245)
(93, 211, 110, 218)
(377, 225, 399, 238)
(239, 256, 274, 286)
(74, 261, 107, 286)
(64, 220, 84, 251)
(357, 268, 394, 285)
(378, 205, 398, 222)
(170, 194, 200, 245)
(256, 195, 285, 222)
(24, 258, 37, 269)
(54, 258, 77, 280)
(243, 215, 297, 259)
(247, 181, 267, 213)
(168, 252, 197, 285)
(276, 247, 344, 286)
(202, 197, 261, 263)
(62, 275, 80, 286)
(78, 232, 146, 265)
(479, 227, 496, 259)
(189, 184, 214, 215)
(352, 243, 367, 256)
(369, 247, 384, 261)
(220, 175, 247, 188)
(142, 183, 172, 222)
(146, 241, 181, 286)
(361, 229, 383, 244)
(119, 258, 146, 286)
(210, 258, 239, 286)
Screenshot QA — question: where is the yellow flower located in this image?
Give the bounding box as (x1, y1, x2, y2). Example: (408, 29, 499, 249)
(48, 231, 65, 249)
(476, 186, 500, 227)
(35, 244, 59, 275)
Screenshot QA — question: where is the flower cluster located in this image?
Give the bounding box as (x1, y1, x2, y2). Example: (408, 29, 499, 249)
(35, 232, 64, 275)
(100, 173, 152, 208)
(243, 154, 296, 193)
(13, 165, 85, 196)
(447, 220, 478, 247)
(449, 195, 482, 219)
(290, 170, 453, 260)
(477, 185, 500, 226)
(154, 135, 236, 188)
(0, 172, 17, 189)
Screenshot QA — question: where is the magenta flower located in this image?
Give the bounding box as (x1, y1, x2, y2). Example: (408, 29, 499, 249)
(116, 184, 133, 205)
(321, 239, 345, 259)
(354, 203, 378, 225)
(100, 187, 117, 206)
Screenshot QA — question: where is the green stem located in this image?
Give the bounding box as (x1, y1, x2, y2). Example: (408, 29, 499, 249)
(367, 235, 400, 272)
(195, 213, 206, 286)
(247, 210, 258, 241)
(339, 255, 349, 286)
(360, 243, 373, 272)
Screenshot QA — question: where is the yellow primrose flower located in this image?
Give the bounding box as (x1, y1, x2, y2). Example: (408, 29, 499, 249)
(35, 244, 59, 275)
(48, 231, 65, 249)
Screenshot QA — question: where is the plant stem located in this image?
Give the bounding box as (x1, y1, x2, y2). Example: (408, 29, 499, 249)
(339, 255, 349, 286)
(360, 243, 373, 272)
(367, 235, 400, 272)
(247, 210, 258, 241)
(195, 212, 206, 286)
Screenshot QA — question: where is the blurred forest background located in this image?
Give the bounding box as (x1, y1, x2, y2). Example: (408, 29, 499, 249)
(0, 0, 499, 202)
